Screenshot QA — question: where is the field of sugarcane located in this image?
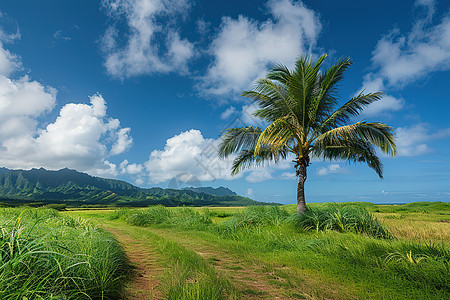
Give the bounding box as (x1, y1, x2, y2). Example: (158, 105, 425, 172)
(1, 202, 448, 299)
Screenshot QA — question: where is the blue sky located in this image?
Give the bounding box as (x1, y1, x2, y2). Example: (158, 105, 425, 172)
(0, 0, 449, 204)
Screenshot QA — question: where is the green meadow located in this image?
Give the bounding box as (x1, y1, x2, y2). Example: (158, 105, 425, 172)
(54, 201, 449, 299)
(0, 202, 447, 299)
(0, 208, 128, 299)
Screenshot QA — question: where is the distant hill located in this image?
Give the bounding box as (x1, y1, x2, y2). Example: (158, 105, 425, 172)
(182, 186, 237, 196)
(0, 167, 275, 207)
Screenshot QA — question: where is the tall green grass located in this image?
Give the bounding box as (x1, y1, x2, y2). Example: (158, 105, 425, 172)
(117, 204, 449, 298)
(161, 240, 237, 300)
(127, 206, 212, 229)
(115, 225, 237, 300)
(288, 204, 393, 239)
(0, 208, 128, 299)
(373, 201, 450, 213)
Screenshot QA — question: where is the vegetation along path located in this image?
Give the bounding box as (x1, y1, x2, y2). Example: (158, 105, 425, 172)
(102, 224, 164, 299)
(100, 220, 327, 299)
(66, 202, 449, 300)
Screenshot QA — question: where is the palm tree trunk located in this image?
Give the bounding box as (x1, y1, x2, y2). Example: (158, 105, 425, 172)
(297, 164, 307, 214)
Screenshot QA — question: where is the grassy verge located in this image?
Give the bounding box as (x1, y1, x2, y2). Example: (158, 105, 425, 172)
(0, 208, 128, 299)
(102, 221, 238, 300)
(100, 203, 449, 299)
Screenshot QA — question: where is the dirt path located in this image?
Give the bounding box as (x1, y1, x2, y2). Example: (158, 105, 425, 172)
(101, 222, 338, 299)
(103, 226, 164, 300)
(149, 229, 309, 299)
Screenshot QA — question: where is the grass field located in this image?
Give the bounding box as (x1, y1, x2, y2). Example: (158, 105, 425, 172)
(62, 201, 449, 299)
(0, 207, 129, 299)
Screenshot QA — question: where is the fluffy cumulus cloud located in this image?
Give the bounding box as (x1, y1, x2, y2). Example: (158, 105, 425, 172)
(358, 75, 404, 116)
(111, 127, 133, 155)
(220, 106, 236, 120)
(0, 25, 21, 76)
(100, 0, 195, 78)
(317, 164, 345, 176)
(246, 169, 273, 183)
(142, 128, 295, 184)
(395, 123, 450, 156)
(0, 38, 132, 176)
(120, 159, 144, 174)
(144, 129, 239, 183)
(371, 0, 450, 86)
(0, 75, 56, 139)
(0, 94, 133, 176)
(0, 42, 21, 76)
(199, 0, 321, 96)
(280, 172, 296, 180)
(358, 0, 450, 115)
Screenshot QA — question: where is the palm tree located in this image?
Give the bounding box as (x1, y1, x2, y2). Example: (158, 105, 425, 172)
(218, 55, 396, 214)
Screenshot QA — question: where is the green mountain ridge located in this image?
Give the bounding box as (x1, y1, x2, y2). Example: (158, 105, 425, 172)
(0, 167, 273, 207)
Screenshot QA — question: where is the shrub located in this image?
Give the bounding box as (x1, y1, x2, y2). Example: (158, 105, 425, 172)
(127, 206, 212, 229)
(0, 208, 128, 299)
(288, 204, 393, 239)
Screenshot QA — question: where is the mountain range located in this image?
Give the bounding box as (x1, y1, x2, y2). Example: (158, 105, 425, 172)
(0, 167, 273, 207)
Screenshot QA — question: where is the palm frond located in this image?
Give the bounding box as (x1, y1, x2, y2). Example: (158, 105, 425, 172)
(308, 58, 352, 128)
(288, 55, 327, 139)
(266, 64, 291, 84)
(231, 148, 288, 175)
(313, 122, 396, 156)
(314, 92, 383, 137)
(243, 79, 295, 122)
(254, 117, 295, 154)
(311, 139, 384, 178)
(218, 126, 262, 159)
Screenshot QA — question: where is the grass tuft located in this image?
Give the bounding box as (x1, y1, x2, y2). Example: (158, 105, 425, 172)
(288, 204, 393, 239)
(0, 208, 128, 299)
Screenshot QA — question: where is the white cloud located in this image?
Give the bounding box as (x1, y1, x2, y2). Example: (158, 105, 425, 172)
(241, 103, 259, 124)
(317, 164, 344, 176)
(166, 30, 195, 75)
(0, 42, 21, 76)
(0, 21, 132, 178)
(371, 11, 450, 86)
(0, 22, 21, 76)
(199, 0, 321, 96)
(196, 19, 211, 35)
(144, 129, 237, 183)
(120, 159, 144, 174)
(358, 74, 404, 116)
(220, 106, 236, 120)
(0, 94, 133, 175)
(142, 128, 296, 184)
(357, 2, 450, 116)
(0, 75, 57, 140)
(222, 103, 266, 126)
(280, 172, 296, 180)
(0, 75, 132, 176)
(100, 0, 195, 78)
(111, 127, 133, 155)
(53, 30, 71, 41)
(396, 123, 450, 156)
(246, 168, 273, 183)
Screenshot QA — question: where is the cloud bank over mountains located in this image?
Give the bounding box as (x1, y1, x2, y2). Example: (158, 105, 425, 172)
(0, 29, 132, 177)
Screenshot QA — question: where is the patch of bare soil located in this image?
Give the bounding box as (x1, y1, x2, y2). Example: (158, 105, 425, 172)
(104, 226, 164, 300)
